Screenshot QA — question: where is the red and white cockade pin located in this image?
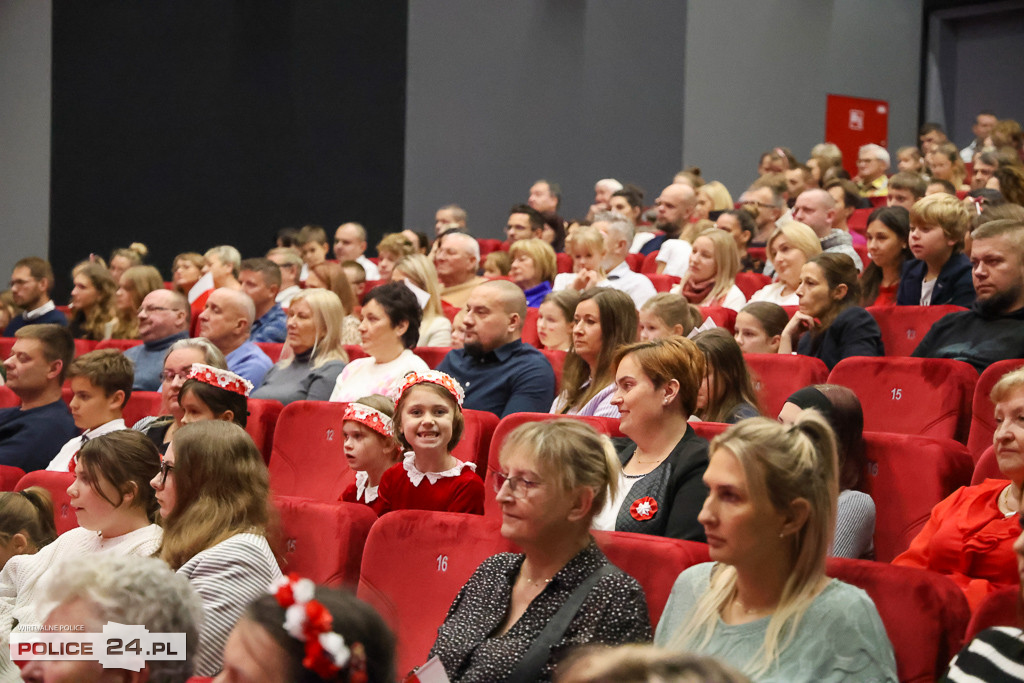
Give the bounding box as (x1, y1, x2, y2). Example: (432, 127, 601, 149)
(630, 497, 658, 521)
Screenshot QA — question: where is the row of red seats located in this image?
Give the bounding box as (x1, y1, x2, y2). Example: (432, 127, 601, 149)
(0, 460, 975, 683)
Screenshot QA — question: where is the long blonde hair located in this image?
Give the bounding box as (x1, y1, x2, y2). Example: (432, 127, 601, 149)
(668, 414, 838, 677)
(279, 288, 349, 369)
(393, 254, 444, 321)
(159, 421, 271, 570)
(686, 228, 740, 305)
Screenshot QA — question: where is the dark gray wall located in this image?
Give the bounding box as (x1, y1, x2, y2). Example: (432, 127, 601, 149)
(404, 0, 687, 237)
(683, 0, 924, 196)
(0, 0, 51, 281)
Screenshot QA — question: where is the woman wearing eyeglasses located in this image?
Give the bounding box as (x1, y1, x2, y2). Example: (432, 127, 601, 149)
(429, 420, 651, 683)
(150, 419, 281, 677)
(132, 339, 228, 454)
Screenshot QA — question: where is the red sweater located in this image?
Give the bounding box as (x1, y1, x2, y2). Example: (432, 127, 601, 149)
(377, 455, 484, 515)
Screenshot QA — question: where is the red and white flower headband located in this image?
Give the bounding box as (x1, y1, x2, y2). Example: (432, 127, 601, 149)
(392, 370, 465, 407)
(343, 403, 394, 439)
(270, 574, 367, 682)
(187, 363, 253, 397)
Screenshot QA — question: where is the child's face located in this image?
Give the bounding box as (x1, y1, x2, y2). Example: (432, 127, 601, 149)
(909, 221, 956, 265)
(69, 376, 122, 431)
(400, 385, 455, 453)
(571, 246, 602, 272)
(733, 311, 777, 354)
(343, 421, 394, 472)
(300, 241, 328, 267)
(897, 152, 921, 173)
(638, 309, 676, 341)
(483, 260, 503, 278)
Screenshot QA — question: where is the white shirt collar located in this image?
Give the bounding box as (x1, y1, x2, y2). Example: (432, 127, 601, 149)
(401, 452, 476, 486)
(22, 300, 56, 321)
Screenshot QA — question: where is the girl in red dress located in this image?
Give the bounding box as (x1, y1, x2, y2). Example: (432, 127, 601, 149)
(339, 395, 401, 516)
(376, 371, 484, 515)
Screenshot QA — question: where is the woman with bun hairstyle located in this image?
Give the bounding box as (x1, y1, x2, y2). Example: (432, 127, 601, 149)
(0, 489, 56, 570)
(108, 242, 148, 282)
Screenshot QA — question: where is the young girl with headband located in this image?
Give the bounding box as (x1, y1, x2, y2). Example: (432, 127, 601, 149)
(339, 395, 402, 516)
(178, 363, 252, 427)
(376, 371, 484, 515)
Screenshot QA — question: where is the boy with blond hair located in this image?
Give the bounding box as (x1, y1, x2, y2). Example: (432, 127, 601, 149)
(896, 193, 976, 307)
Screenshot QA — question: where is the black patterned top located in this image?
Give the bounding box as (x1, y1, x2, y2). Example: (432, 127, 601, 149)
(428, 540, 652, 682)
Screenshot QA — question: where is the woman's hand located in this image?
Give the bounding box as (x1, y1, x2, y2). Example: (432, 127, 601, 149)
(778, 311, 817, 354)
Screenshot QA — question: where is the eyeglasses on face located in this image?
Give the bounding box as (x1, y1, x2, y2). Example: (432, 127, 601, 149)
(157, 461, 175, 486)
(493, 472, 543, 497)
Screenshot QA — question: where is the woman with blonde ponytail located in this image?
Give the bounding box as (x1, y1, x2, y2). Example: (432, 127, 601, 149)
(654, 415, 896, 682)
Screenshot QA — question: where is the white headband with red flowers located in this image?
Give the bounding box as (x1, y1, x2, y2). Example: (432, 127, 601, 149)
(270, 574, 367, 682)
(343, 403, 394, 438)
(391, 370, 465, 407)
(187, 363, 253, 397)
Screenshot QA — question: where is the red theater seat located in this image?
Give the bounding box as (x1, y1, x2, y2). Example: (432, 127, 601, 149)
(273, 495, 377, 588)
(0, 465, 25, 491)
(691, 422, 729, 441)
(964, 585, 1020, 642)
(477, 238, 504, 258)
(826, 557, 970, 683)
(0, 337, 17, 360)
(0, 386, 19, 408)
(640, 251, 659, 274)
(847, 207, 873, 235)
(968, 359, 1024, 460)
(868, 304, 967, 357)
(458, 409, 500, 477)
(646, 273, 679, 293)
(357, 510, 709, 676)
(122, 391, 162, 428)
(744, 353, 829, 418)
(521, 307, 541, 348)
(342, 345, 371, 362)
(971, 445, 1003, 485)
(539, 349, 567, 393)
(861, 432, 973, 561)
(247, 398, 283, 463)
(556, 251, 573, 274)
(269, 401, 351, 501)
(829, 356, 976, 443)
(734, 272, 772, 299)
(254, 342, 284, 362)
(699, 306, 737, 334)
(625, 253, 645, 273)
(93, 338, 143, 353)
(16, 470, 77, 535)
(413, 346, 453, 369)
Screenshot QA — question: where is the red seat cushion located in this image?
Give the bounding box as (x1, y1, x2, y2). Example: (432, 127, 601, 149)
(16, 470, 77, 535)
(867, 305, 967, 357)
(269, 401, 352, 501)
(968, 359, 1024, 460)
(744, 353, 829, 418)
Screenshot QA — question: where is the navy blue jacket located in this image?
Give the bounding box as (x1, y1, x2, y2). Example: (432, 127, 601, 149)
(896, 252, 975, 307)
(797, 306, 885, 370)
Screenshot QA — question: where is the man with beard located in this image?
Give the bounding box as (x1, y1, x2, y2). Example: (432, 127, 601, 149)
(912, 219, 1024, 372)
(437, 280, 555, 417)
(4, 257, 66, 335)
(639, 183, 698, 255)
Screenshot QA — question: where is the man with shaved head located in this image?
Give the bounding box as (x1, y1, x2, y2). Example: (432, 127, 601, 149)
(435, 231, 488, 309)
(793, 188, 863, 271)
(437, 280, 555, 417)
(197, 288, 272, 387)
(640, 183, 698, 255)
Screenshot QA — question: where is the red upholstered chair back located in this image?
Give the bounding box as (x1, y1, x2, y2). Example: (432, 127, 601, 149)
(969, 358, 1024, 460)
(457, 409, 500, 478)
(477, 238, 504, 258)
(625, 253, 645, 272)
(640, 251, 660, 274)
(0, 337, 16, 361)
(828, 356, 977, 443)
(847, 207, 873, 236)
(269, 401, 352, 501)
(0, 385, 19, 409)
(441, 301, 461, 323)
(691, 421, 729, 441)
(965, 585, 1021, 642)
(539, 349, 567, 393)
(867, 304, 967, 357)
(246, 398, 283, 464)
(0, 465, 25, 491)
(556, 252, 573, 274)
(734, 272, 772, 299)
(121, 391, 163, 429)
(356, 510, 709, 677)
(413, 346, 453, 369)
(971, 445, 1005, 485)
(699, 306, 737, 334)
(483, 413, 623, 518)
(861, 432, 973, 561)
(744, 353, 829, 418)
(273, 495, 377, 589)
(254, 342, 283, 362)
(645, 273, 679, 293)
(521, 307, 541, 348)
(826, 557, 970, 683)
(16, 470, 77, 535)
(73, 339, 96, 357)
(342, 345, 371, 362)
(94, 338, 143, 353)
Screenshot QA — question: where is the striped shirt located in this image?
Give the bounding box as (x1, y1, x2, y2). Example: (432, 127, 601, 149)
(944, 627, 1024, 682)
(177, 532, 282, 677)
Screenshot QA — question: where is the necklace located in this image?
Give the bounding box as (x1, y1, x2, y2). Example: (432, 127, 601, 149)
(999, 484, 1019, 516)
(731, 593, 775, 616)
(521, 574, 553, 586)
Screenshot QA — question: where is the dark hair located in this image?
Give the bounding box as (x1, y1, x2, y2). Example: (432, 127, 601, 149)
(239, 258, 283, 289)
(888, 172, 927, 199)
(694, 329, 761, 423)
(919, 121, 946, 136)
(786, 384, 866, 491)
(543, 212, 566, 253)
(14, 324, 74, 383)
(178, 379, 248, 428)
(363, 282, 422, 349)
(859, 206, 912, 306)
(276, 227, 300, 248)
(993, 165, 1024, 207)
(928, 178, 957, 195)
(806, 253, 860, 332)
(508, 204, 544, 232)
(68, 349, 134, 407)
(611, 185, 645, 210)
(13, 257, 54, 291)
(78, 430, 161, 522)
(739, 302, 789, 338)
(719, 209, 756, 240)
(823, 178, 865, 211)
(0, 487, 56, 551)
(245, 587, 396, 683)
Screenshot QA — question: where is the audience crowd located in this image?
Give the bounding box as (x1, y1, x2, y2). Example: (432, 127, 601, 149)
(2, 119, 1024, 681)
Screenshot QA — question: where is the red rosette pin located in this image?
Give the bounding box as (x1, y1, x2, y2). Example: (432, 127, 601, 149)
(629, 497, 658, 521)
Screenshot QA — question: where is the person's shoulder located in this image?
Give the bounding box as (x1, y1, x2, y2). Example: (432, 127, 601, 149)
(192, 532, 275, 565)
(672, 561, 714, 589)
(836, 306, 876, 325)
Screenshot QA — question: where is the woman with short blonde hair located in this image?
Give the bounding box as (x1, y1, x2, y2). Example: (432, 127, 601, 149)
(750, 221, 822, 306)
(655, 415, 896, 681)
